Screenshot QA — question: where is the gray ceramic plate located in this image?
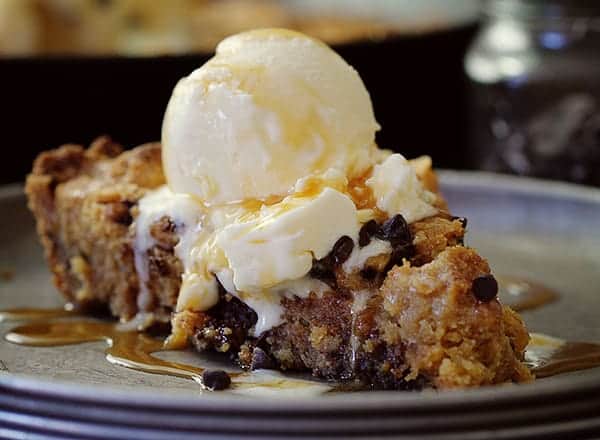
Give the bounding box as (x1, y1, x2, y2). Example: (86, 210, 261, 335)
(1, 171, 600, 440)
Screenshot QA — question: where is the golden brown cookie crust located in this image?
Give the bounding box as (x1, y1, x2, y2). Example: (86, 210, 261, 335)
(26, 139, 532, 389)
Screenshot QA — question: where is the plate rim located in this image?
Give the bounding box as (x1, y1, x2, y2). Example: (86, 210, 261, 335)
(2, 171, 600, 412)
(2, 368, 600, 413)
(438, 170, 600, 203)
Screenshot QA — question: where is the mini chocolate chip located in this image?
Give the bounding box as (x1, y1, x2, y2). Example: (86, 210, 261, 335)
(331, 235, 354, 265)
(309, 258, 336, 287)
(201, 370, 231, 391)
(310, 258, 332, 274)
(394, 243, 416, 260)
(309, 236, 353, 286)
(452, 216, 468, 229)
(251, 347, 276, 370)
(386, 243, 416, 271)
(359, 220, 379, 247)
(376, 215, 411, 246)
(472, 275, 498, 302)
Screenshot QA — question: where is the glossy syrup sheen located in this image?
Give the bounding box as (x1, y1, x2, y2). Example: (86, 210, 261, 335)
(497, 275, 558, 312)
(525, 333, 600, 379)
(0, 309, 327, 393)
(220, 168, 386, 224)
(1, 276, 599, 388)
(0, 307, 76, 322)
(3, 318, 215, 383)
(347, 170, 387, 222)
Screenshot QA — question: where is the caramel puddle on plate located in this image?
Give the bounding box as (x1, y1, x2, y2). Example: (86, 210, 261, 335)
(497, 275, 559, 312)
(2, 274, 597, 389)
(0, 309, 330, 395)
(526, 333, 600, 378)
(495, 277, 600, 377)
(0, 306, 76, 323)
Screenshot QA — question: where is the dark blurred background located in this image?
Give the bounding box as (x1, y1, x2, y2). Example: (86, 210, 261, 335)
(2, 0, 599, 186)
(0, 0, 480, 184)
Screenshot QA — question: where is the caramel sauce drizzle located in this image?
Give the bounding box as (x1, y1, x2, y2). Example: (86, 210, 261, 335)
(210, 167, 386, 224)
(2, 318, 221, 383)
(497, 275, 558, 312)
(0, 307, 76, 323)
(239, 194, 284, 212)
(526, 333, 600, 379)
(1, 276, 598, 387)
(0, 311, 325, 392)
(347, 174, 375, 210)
(347, 170, 387, 220)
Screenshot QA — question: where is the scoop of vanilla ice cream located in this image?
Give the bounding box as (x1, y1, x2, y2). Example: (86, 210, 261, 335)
(154, 29, 440, 343)
(214, 187, 359, 292)
(174, 182, 360, 309)
(162, 28, 380, 204)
